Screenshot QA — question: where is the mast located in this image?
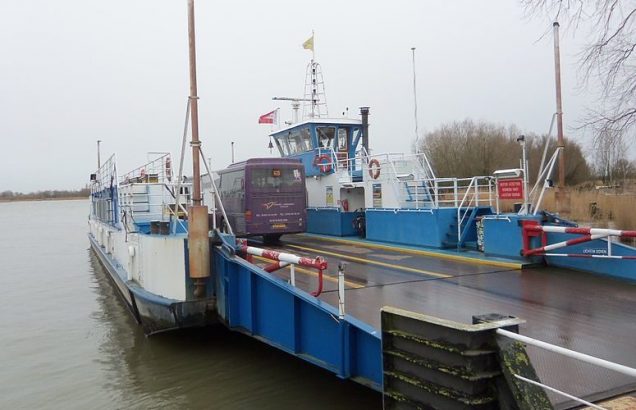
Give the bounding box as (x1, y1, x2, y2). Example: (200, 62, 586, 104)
(553, 21, 567, 212)
(186, 0, 210, 298)
(188, 0, 202, 205)
(302, 33, 328, 119)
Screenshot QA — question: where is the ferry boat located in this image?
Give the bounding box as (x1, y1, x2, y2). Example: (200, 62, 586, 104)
(266, 56, 636, 281)
(88, 0, 215, 335)
(87, 3, 636, 407)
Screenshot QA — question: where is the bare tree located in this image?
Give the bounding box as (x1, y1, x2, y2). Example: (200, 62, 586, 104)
(522, 0, 636, 137)
(419, 119, 591, 184)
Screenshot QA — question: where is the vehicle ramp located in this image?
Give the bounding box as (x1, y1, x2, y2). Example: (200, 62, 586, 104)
(211, 240, 383, 390)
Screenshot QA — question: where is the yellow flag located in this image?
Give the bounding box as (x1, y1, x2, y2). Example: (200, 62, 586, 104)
(302, 34, 314, 51)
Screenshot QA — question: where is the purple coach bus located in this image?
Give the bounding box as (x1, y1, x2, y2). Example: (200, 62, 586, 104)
(217, 158, 307, 243)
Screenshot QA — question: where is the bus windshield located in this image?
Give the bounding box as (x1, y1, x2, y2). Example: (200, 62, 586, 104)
(249, 166, 304, 193)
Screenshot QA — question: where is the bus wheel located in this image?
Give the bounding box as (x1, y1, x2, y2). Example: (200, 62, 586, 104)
(263, 234, 282, 245)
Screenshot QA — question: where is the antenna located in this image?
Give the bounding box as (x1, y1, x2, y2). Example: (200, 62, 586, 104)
(411, 47, 420, 153)
(97, 140, 102, 170)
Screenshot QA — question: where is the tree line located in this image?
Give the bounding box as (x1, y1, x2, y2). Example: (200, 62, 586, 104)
(417, 119, 635, 186)
(0, 188, 90, 201)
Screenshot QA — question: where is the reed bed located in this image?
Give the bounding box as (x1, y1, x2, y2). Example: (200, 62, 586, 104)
(539, 189, 636, 230)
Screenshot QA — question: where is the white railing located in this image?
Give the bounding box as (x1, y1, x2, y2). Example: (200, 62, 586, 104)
(91, 154, 119, 225)
(311, 148, 498, 212)
(497, 328, 636, 409)
(118, 181, 190, 233)
(120, 153, 173, 185)
(456, 176, 493, 246)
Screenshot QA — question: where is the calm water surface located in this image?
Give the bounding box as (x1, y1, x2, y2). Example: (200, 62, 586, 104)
(0, 199, 380, 409)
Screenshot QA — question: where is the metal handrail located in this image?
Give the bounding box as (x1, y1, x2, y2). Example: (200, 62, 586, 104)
(498, 327, 635, 410)
(118, 181, 191, 233)
(528, 147, 561, 215)
(456, 176, 492, 246)
(199, 146, 234, 235)
(497, 328, 636, 377)
(120, 153, 172, 185)
(513, 374, 605, 410)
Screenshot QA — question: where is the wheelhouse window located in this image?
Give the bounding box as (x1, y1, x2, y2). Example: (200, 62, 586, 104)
(275, 137, 290, 156)
(352, 127, 362, 151)
(286, 128, 312, 154)
(317, 126, 336, 149)
(300, 127, 312, 151)
(337, 127, 349, 151)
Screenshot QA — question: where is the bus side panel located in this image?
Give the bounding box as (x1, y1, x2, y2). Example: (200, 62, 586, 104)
(248, 194, 306, 235)
(244, 165, 306, 236)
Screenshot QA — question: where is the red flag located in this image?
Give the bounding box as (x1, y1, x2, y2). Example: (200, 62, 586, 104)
(258, 109, 278, 124)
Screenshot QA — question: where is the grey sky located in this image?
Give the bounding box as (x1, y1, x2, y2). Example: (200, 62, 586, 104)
(1, 0, 614, 192)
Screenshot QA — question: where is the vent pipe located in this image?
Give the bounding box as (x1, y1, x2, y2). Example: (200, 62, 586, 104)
(360, 107, 370, 154)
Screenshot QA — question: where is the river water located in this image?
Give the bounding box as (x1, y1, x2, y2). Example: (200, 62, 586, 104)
(0, 199, 380, 409)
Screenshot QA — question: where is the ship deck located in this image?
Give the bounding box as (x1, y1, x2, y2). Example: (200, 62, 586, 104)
(249, 234, 636, 406)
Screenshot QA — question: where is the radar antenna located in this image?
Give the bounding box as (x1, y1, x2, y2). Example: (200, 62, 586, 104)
(272, 97, 312, 124)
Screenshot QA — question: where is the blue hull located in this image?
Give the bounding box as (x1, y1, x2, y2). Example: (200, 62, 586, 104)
(88, 234, 216, 335)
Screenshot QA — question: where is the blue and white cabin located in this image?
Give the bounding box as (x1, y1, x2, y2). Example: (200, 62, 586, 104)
(271, 109, 480, 242)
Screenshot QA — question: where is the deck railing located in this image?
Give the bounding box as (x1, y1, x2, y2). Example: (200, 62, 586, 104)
(456, 176, 494, 246)
(90, 154, 119, 226)
(118, 181, 191, 234)
(496, 328, 636, 409)
(120, 153, 173, 185)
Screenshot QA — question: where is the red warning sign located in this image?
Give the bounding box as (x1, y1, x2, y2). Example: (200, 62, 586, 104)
(497, 178, 524, 200)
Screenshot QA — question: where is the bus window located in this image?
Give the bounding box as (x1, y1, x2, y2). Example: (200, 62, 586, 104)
(250, 167, 304, 192)
(317, 126, 335, 149)
(220, 170, 243, 195)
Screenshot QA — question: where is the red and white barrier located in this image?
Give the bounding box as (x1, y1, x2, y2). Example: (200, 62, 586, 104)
(539, 253, 636, 260)
(524, 233, 608, 256)
(236, 239, 327, 297)
(521, 220, 636, 259)
(525, 224, 636, 238)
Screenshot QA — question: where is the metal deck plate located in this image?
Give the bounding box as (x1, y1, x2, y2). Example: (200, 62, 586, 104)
(259, 234, 636, 406)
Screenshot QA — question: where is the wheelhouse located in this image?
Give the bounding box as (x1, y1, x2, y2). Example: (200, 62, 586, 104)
(270, 118, 364, 178)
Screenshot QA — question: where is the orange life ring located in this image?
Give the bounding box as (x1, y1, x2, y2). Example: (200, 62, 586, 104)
(368, 159, 381, 179)
(313, 154, 332, 173)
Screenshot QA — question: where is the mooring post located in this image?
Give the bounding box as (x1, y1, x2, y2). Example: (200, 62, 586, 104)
(380, 308, 552, 409)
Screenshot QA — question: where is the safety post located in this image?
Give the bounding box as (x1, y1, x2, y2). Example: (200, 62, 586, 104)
(236, 240, 327, 297)
(290, 264, 296, 287)
(337, 262, 346, 319)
